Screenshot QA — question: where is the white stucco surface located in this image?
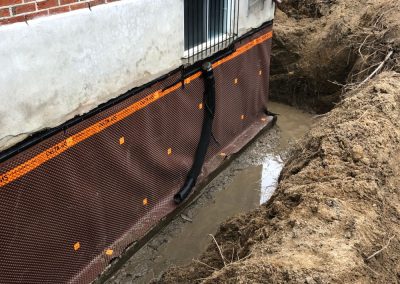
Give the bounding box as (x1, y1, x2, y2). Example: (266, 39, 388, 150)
(239, 0, 275, 35)
(0, 0, 184, 150)
(0, 0, 274, 151)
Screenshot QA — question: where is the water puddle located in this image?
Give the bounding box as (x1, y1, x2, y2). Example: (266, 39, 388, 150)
(157, 165, 263, 266)
(106, 102, 314, 284)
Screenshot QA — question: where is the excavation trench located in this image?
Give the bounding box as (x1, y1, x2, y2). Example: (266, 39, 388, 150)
(106, 1, 400, 282)
(156, 1, 400, 283)
(104, 102, 314, 284)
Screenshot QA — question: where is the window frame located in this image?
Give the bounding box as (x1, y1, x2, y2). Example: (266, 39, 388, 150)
(183, 0, 236, 60)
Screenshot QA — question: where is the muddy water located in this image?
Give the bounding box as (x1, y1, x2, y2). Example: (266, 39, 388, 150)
(105, 102, 313, 284)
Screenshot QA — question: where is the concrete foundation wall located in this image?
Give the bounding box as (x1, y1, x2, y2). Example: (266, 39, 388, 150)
(239, 0, 275, 35)
(0, 0, 274, 151)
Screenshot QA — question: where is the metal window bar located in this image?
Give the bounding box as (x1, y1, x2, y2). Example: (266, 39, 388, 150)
(184, 0, 239, 64)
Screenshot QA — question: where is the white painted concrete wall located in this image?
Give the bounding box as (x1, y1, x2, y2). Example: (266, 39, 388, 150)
(0, 0, 274, 151)
(238, 0, 275, 35)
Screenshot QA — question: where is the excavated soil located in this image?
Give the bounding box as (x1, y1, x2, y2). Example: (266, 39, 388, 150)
(158, 0, 400, 283)
(270, 0, 400, 113)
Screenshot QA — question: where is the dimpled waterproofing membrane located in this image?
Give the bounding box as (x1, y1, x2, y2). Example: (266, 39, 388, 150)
(0, 24, 273, 283)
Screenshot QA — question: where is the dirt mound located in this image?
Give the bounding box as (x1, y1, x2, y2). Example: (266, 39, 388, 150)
(270, 0, 400, 113)
(279, 0, 337, 18)
(159, 71, 400, 283)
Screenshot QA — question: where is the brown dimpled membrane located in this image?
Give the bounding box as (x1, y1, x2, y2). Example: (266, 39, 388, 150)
(0, 24, 273, 283)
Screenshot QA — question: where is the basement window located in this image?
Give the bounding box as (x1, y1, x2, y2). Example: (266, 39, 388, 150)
(184, 0, 238, 63)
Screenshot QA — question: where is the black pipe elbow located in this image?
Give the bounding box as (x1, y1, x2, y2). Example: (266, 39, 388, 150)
(174, 62, 216, 204)
(173, 177, 195, 204)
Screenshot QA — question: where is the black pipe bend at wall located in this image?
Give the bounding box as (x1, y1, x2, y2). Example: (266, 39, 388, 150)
(174, 62, 216, 204)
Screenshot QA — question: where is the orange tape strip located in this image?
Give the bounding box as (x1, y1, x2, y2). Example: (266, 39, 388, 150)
(0, 30, 273, 187)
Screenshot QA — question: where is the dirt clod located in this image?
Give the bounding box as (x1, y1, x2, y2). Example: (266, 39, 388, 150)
(351, 144, 364, 162)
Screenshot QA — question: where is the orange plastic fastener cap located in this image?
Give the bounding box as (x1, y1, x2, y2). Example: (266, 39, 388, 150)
(74, 242, 80, 251)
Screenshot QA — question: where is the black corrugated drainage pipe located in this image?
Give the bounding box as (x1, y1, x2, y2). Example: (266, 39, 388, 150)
(174, 62, 216, 204)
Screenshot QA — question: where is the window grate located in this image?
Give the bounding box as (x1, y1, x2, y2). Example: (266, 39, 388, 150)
(184, 0, 239, 64)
